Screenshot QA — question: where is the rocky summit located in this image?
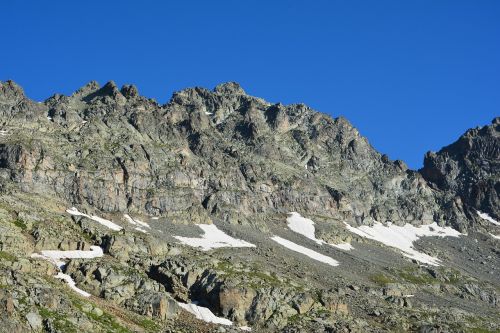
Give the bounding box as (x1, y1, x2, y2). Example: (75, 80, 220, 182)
(0, 79, 498, 333)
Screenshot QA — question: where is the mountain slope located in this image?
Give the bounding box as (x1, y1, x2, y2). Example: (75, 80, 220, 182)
(0, 80, 498, 333)
(0, 80, 457, 228)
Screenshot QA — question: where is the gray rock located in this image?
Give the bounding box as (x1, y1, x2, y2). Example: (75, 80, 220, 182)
(91, 307, 103, 317)
(25, 311, 42, 330)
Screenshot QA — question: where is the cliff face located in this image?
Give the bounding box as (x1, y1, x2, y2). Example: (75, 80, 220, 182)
(421, 117, 500, 225)
(3, 79, 491, 231)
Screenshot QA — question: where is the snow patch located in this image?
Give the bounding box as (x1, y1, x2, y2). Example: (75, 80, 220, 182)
(55, 272, 91, 297)
(345, 222, 461, 266)
(31, 246, 103, 268)
(331, 243, 354, 251)
(0, 130, 8, 136)
(174, 224, 255, 251)
(124, 214, 151, 229)
(490, 233, 500, 240)
(477, 211, 500, 226)
(286, 212, 323, 245)
(271, 236, 339, 267)
(205, 112, 213, 116)
(66, 207, 123, 231)
(31, 246, 103, 297)
(178, 302, 232, 326)
(286, 212, 354, 251)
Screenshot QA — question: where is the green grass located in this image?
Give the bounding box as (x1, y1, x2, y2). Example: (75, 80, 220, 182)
(86, 311, 132, 333)
(216, 261, 287, 289)
(72, 298, 139, 333)
(287, 313, 302, 324)
(0, 251, 16, 262)
(38, 307, 79, 333)
(468, 328, 500, 333)
(370, 273, 395, 285)
(398, 270, 436, 285)
(394, 266, 461, 285)
(12, 218, 27, 231)
(67, 286, 163, 332)
(138, 318, 160, 331)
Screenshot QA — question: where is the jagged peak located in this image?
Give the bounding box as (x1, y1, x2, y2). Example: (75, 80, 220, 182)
(0, 80, 26, 98)
(72, 80, 100, 97)
(78, 80, 125, 103)
(100, 81, 120, 95)
(213, 82, 246, 95)
(120, 84, 139, 98)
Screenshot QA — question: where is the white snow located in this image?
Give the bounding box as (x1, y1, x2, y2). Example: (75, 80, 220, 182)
(174, 224, 256, 251)
(124, 214, 136, 225)
(477, 211, 500, 226)
(0, 130, 8, 136)
(240, 326, 252, 331)
(66, 207, 123, 231)
(124, 214, 151, 229)
(55, 272, 91, 297)
(31, 246, 104, 268)
(47, 116, 53, 121)
(88, 215, 123, 231)
(490, 233, 500, 240)
(285, 212, 354, 251)
(31, 246, 104, 298)
(30, 253, 66, 268)
(205, 112, 213, 115)
(271, 236, 339, 267)
(134, 227, 148, 233)
(286, 212, 323, 245)
(344, 222, 462, 266)
(151, 217, 159, 220)
(331, 243, 354, 251)
(177, 302, 232, 326)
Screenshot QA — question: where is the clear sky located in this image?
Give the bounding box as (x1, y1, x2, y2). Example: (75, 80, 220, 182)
(1, 1, 498, 169)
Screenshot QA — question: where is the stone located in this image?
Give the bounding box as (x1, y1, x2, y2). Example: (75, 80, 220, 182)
(218, 286, 256, 321)
(25, 312, 42, 330)
(91, 307, 103, 317)
(292, 294, 315, 314)
(5, 296, 14, 315)
(81, 303, 93, 313)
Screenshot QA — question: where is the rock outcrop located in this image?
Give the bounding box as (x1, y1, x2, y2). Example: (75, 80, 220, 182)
(1, 80, 486, 232)
(421, 117, 499, 228)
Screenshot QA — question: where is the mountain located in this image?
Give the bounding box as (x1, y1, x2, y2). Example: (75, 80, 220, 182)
(0, 80, 498, 333)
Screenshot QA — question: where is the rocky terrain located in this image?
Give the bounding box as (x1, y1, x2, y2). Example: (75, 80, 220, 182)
(0, 79, 498, 332)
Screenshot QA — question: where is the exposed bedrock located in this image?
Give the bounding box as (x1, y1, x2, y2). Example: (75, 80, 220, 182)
(2, 80, 497, 232)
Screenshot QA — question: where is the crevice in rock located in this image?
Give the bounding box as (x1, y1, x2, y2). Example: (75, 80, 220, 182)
(115, 156, 132, 209)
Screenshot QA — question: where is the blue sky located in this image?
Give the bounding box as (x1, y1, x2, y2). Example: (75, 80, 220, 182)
(1, 1, 498, 169)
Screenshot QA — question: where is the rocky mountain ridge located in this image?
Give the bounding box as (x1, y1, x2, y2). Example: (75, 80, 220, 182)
(1, 80, 497, 231)
(0, 80, 498, 332)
